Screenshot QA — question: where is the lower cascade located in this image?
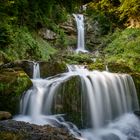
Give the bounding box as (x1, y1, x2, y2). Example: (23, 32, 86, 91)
(14, 65, 140, 140)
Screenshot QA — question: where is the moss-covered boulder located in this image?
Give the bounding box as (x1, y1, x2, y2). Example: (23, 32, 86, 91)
(51, 76, 89, 128)
(87, 61, 133, 73)
(0, 68, 32, 114)
(87, 61, 105, 71)
(107, 62, 133, 73)
(52, 76, 81, 127)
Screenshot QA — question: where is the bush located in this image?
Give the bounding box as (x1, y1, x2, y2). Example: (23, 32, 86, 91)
(0, 24, 13, 48)
(104, 28, 140, 72)
(0, 26, 56, 61)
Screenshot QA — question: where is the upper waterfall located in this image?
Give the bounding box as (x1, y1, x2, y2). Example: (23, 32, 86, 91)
(73, 14, 88, 53)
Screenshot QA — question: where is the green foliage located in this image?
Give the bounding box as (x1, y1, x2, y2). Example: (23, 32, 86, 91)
(0, 26, 56, 62)
(0, 69, 32, 114)
(119, 0, 140, 19)
(55, 30, 68, 48)
(104, 28, 140, 72)
(87, 0, 121, 32)
(0, 0, 81, 28)
(0, 24, 13, 48)
(87, 9, 112, 35)
(87, 0, 140, 28)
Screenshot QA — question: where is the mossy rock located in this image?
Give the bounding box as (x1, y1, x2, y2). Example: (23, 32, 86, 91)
(52, 76, 82, 127)
(87, 62, 105, 71)
(0, 68, 32, 114)
(80, 59, 133, 73)
(52, 76, 89, 128)
(107, 62, 132, 73)
(0, 60, 34, 78)
(64, 53, 94, 64)
(39, 60, 67, 78)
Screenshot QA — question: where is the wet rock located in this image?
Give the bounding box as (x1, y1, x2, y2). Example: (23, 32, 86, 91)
(51, 75, 89, 128)
(0, 60, 34, 78)
(0, 111, 12, 120)
(0, 120, 79, 140)
(134, 111, 140, 117)
(102, 134, 120, 140)
(39, 60, 67, 78)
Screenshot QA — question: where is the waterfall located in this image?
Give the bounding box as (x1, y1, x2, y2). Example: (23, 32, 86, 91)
(73, 14, 88, 53)
(15, 65, 140, 140)
(33, 62, 40, 79)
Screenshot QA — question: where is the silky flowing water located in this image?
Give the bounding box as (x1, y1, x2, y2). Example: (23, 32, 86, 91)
(73, 14, 88, 53)
(14, 65, 140, 140)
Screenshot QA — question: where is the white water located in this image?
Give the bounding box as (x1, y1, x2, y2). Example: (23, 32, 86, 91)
(73, 14, 88, 53)
(82, 113, 140, 140)
(14, 65, 140, 140)
(33, 62, 40, 79)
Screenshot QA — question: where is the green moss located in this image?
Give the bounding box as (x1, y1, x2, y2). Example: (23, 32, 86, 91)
(0, 132, 27, 140)
(64, 53, 94, 64)
(107, 62, 132, 73)
(0, 68, 32, 114)
(88, 62, 105, 71)
(52, 76, 83, 127)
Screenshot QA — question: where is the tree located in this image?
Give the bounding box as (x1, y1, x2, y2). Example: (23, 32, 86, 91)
(119, 0, 140, 28)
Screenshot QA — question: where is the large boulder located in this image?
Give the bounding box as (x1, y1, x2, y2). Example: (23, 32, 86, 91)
(52, 76, 82, 127)
(0, 120, 79, 140)
(0, 68, 32, 114)
(50, 76, 90, 128)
